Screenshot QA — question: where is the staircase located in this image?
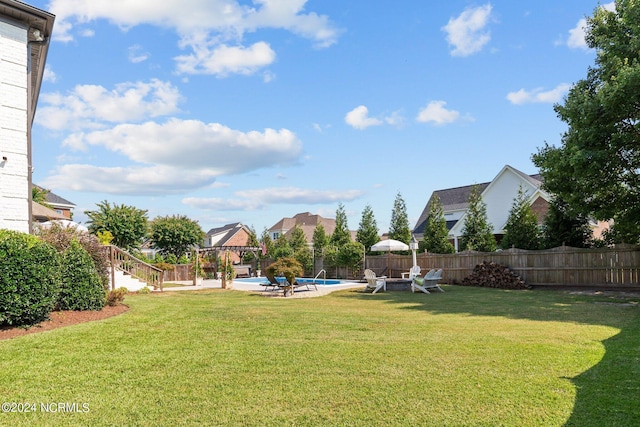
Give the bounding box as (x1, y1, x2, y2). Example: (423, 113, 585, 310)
(109, 269, 149, 291)
(107, 245, 164, 291)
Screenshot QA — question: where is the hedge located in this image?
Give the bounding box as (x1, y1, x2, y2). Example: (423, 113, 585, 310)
(58, 240, 106, 311)
(0, 230, 61, 327)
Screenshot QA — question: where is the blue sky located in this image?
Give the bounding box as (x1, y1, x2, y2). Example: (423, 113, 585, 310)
(29, 0, 609, 236)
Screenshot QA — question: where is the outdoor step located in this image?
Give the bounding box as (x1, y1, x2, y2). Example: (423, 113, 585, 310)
(109, 269, 149, 292)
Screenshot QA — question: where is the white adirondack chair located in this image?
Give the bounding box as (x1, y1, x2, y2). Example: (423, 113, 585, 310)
(411, 269, 444, 294)
(363, 269, 386, 294)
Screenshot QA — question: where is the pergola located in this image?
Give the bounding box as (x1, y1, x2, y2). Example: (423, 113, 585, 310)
(197, 246, 261, 277)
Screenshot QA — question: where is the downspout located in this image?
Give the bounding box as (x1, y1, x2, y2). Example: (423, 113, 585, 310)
(26, 32, 50, 233)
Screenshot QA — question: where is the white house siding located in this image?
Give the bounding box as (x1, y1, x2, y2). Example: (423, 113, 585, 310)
(482, 170, 537, 234)
(0, 18, 29, 233)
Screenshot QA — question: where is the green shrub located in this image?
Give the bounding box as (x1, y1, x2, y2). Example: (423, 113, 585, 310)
(137, 286, 151, 294)
(0, 230, 61, 327)
(58, 240, 106, 311)
(106, 287, 129, 305)
(35, 223, 110, 290)
(154, 262, 175, 271)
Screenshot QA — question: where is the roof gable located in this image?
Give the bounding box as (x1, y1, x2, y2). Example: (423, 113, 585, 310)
(414, 165, 548, 237)
(448, 165, 549, 236)
(413, 182, 490, 234)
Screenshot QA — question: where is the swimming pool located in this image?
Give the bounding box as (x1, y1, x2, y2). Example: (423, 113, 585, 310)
(234, 277, 346, 286)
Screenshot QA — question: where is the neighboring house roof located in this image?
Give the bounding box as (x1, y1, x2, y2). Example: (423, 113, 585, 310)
(414, 165, 548, 238)
(33, 185, 76, 210)
(205, 222, 251, 246)
(269, 212, 356, 243)
(32, 201, 66, 222)
(45, 190, 75, 209)
(413, 182, 491, 236)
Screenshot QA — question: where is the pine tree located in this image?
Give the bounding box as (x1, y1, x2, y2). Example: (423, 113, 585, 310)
(288, 225, 307, 252)
(501, 186, 541, 250)
(388, 192, 411, 245)
(460, 185, 496, 252)
(312, 223, 328, 257)
(330, 203, 351, 246)
(356, 204, 379, 253)
(421, 194, 455, 253)
(541, 198, 593, 248)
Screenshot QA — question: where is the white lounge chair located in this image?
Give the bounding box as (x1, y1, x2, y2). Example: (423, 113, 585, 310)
(363, 269, 386, 294)
(402, 265, 421, 279)
(411, 269, 444, 294)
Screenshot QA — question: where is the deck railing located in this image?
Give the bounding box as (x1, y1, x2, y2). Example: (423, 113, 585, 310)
(108, 245, 164, 291)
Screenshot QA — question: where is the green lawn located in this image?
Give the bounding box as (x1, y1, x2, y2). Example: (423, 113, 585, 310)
(0, 286, 638, 426)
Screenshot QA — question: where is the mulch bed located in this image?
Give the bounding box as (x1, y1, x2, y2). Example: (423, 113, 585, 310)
(0, 304, 129, 341)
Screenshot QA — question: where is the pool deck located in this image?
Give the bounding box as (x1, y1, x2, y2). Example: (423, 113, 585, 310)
(160, 278, 365, 298)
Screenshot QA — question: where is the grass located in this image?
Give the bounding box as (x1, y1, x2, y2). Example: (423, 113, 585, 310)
(0, 286, 638, 426)
(161, 282, 194, 288)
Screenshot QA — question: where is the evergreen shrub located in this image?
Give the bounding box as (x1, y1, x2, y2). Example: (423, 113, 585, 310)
(0, 230, 61, 327)
(58, 240, 106, 311)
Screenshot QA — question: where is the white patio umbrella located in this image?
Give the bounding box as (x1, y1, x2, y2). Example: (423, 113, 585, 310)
(39, 219, 89, 232)
(371, 239, 409, 252)
(371, 239, 409, 277)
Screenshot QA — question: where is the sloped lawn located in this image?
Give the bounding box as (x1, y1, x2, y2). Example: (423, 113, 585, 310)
(0, 286, 638, 426)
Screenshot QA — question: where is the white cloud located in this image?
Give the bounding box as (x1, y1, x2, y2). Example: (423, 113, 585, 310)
(42, 164, 220, 195)
(42, 119, 303, 195)
(175, 42, 276, 76)
(61, 118, 302, 171)
(128, 44, 150, 63)
(567, 18, 588, 49)
(566, 2, 615, 50)
(236, 187, 363, 204)
(182, 197, 263, 211)
(443, 4, 493, 57)
(182, 187, 364, 211)
(506, 83, 571, 105)
(79, 28, 95, 37)
(43, 66, 57, 83)
(48, 0, 340, 76)
(36, 79, 182, 131)
(345, 105, 382, 130)
(416, 101, 460, 125)
(384, 110, 405, 127)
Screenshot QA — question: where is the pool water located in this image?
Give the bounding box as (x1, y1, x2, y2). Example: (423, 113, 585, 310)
(235, 277, 345, 286)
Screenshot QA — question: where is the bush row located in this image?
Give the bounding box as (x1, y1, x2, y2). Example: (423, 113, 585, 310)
(0, 229, 108, 328)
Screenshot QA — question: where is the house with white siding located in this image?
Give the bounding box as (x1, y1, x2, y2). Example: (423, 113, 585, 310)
(413, 165, 551, 251)
(0, 0, 54, 233)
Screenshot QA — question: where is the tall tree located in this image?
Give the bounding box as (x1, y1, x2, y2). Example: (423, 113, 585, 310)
(271, 233, 293, 259)
(541, 198, 593, 249)
(288, 225, 308, 252)
(312, 223, 328, 257)
(260, 228, 273, 258)
(421, 194, 455, 254)
(356, 204, 379, 254)
(242, 226, 261, 263)
(532, 0, 640, 244)
(388, 192, 411, 245)
(149, 215, 205, 259)
(460, 186, 496, 252)
(330, 203, 351, 246)
(85, 200, 148, 250)
(500, 187, 540, 250)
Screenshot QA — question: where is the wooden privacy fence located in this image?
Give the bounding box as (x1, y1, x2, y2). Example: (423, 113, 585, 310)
(162, 264, 192, 282)
(364, 245, 640, 289)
